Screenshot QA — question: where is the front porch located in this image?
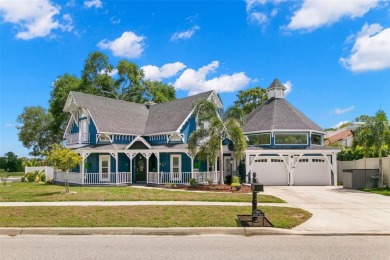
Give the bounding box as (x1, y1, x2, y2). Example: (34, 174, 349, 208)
(54, 171, 221, 186)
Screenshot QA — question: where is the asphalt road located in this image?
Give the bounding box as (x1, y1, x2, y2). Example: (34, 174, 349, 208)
(1, 235, 389, 259)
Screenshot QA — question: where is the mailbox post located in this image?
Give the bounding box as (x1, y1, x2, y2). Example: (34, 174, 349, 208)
(251, 172, 264, 223)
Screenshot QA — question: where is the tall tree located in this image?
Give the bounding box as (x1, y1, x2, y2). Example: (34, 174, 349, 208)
(144, 80, 176, 103)
(3, 152, 23, 172)
(234, 86, 267, 115)
(188, 99, 247, 184)
(81, 51, 115, 95)
(17, 106, 57, 156)
(45, 144, 82, 193)
(353, 110, 390, 187)
(49, 73, 82, 139)
(115, 60, 145, 102)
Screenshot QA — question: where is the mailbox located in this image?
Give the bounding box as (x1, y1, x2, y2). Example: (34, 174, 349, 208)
(251, 183, 263, 192)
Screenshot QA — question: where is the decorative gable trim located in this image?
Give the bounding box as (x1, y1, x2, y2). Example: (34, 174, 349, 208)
(125, 136, 152, 150)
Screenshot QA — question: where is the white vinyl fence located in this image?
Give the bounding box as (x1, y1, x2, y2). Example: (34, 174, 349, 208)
(25, 166, 54, 180)
(338, 156, 390, 186)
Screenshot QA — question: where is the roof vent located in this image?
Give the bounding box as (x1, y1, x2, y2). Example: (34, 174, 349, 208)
(267, 78, 286, 99)
(145, 101, 156, 109)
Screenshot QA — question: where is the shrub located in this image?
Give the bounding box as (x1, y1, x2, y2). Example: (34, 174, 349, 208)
(0, 169, 8, 186)
(25, 172, 36, 182)
(232, 175, 241, 184)
(225, 175, 232, 184)
(21, 176, 25, 182)
(24, 170, 45, 183)
(46, 179, 54, 185)
(189, 178, 197, 187)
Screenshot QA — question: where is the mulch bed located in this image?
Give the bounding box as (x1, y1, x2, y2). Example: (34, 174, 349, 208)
(160, 184, 252, 193)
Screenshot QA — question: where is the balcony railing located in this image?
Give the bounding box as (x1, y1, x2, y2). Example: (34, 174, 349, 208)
(147, 171, 221, 185)
(66, 133, 90, 145)
(54, 172, 132, 185)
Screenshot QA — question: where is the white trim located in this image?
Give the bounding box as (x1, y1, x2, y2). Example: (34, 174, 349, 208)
(245, 129, 326, 135)
(168, 133, 184, 143)
(99, 155, 111, 181)
(125, 136, 152, 150)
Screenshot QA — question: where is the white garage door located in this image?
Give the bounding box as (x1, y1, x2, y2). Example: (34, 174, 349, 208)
(294, 157, 329, 185)
(251, 157, 288, 185)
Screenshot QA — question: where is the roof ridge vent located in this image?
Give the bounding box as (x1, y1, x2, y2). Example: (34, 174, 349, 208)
(267, 78, 286, 99)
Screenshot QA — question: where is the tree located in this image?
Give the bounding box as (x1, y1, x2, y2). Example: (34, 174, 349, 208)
(234, 86, 267, 115)
(188, 99, 247, 184)
(17, 106, 57, 156)
(81, 51, 115, 95)
(49, 73, 82, 139)
(115, 60, 145, 102)
(45, 144, 82, 193)
(353, 110, 390, 187)
(2, 152, 23, 172)
(144, 80, 176, 103)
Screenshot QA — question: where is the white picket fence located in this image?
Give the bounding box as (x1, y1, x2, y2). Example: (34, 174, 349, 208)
(147, 171, 221, 185)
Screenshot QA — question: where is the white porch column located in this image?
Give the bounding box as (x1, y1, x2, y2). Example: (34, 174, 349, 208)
(116, 152, 118, 184)
(80, 152, 90, 185)
(245, 152, 250, 183)
(156, 152, 160, 184)
(332, 153, 338, 186)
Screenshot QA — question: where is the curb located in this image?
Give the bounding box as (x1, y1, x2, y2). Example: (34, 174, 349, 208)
(1, 227, 389, 236)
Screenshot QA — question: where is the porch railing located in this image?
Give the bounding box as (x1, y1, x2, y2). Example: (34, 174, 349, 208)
(147, 171, 221, 185)
(65, 133, 90, 145)
(54, 171, 131, 185)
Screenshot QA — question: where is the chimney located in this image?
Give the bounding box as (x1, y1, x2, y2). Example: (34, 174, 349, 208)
(145, 101, 156, 109)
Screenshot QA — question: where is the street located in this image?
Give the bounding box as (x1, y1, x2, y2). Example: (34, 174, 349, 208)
(1, 235, 389, 259)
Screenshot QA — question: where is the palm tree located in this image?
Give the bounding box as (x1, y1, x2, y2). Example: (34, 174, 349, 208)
(353, 110, 390, 187)
(188, 99, 247, 184)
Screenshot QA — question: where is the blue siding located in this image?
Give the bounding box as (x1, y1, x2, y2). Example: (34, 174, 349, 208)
(113, 135, 134, 144)
(146, 136, 168, 145)
(159, 153, 192, 172)
(118, 153, 130, 172)
(180, 116, 196, 143)
(70, 122, 79, 134)
(89, 120, 97, 144)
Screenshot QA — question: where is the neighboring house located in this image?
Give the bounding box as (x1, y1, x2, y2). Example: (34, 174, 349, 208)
(325, 129, 353, 147)
(60, 90, 225, 186)
(243, 79, 340, 186)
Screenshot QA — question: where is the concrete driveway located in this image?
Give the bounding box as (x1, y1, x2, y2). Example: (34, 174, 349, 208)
(263, 186, 390, 234)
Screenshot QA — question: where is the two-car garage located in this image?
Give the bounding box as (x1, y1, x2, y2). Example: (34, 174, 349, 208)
(250, 155, 331, 186)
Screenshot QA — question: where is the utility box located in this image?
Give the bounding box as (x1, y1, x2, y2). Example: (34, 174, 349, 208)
(343, 169, 379, 189)
(251, 183, 264, 192)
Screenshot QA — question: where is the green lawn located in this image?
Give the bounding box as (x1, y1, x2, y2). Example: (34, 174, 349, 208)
(0, 205, 311, 229)
(360, 188, 390, 196)
(0, 182, 284, 203)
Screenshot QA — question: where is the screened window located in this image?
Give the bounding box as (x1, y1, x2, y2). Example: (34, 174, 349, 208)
(311, 133, 323, 145)
(247, 133, 271, 145)
(274, 133, 308, 145)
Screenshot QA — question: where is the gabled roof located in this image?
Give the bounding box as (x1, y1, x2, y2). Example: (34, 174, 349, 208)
(144, 91, 213, 135)
(244, 98, 325, 133)
(65, 92, 149, 135)
(64, 90, 215, 136)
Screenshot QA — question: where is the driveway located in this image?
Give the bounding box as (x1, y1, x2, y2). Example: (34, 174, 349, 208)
(263, 186, 390, 233)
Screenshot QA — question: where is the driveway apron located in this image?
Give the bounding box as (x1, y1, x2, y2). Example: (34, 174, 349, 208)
(263, 186, 390, 233)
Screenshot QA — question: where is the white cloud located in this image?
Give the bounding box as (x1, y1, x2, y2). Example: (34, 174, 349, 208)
(99, 68, 118, 77)
(286, 0, 379, 31)
(110, 16, 120, 24)
(97, 31, 145, 58)
(173, 61, 251, 95)
(283, 80, 292, 95)
(5, 123, 14, 128)
(142, 62, 187, 81)
(171, 25, 200, 41)
(332, 105, 355, 115)
(84, 0, 102, 9)
(248, 12, 268, 25)
(0, 0, 72, 40)
(340, 23, 390, 72)
(332, 121, 350, 129)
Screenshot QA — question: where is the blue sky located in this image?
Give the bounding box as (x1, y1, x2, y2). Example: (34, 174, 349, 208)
(1, 0, 389, 157)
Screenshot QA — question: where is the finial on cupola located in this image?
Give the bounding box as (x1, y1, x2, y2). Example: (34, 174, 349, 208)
(267, 78, 287, 99)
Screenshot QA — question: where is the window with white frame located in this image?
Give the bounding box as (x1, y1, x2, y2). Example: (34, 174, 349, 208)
(247, 133, 271, 146)
(274, 132, 308, 145)
(99, 134, 111, 143)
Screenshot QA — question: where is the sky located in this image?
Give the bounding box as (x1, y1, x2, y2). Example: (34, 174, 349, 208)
(0, 0, 389, 157)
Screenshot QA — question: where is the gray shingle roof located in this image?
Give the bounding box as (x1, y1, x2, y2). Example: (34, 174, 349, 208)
(69, 92, 149, 135)
(244, 98, 325, 133)
(67, 90, 213, 136)
(267, 78, 286, 90)
(144, 91, 213, 135)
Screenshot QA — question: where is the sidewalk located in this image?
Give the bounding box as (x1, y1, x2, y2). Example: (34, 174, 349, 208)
(0, 201, 292, 207)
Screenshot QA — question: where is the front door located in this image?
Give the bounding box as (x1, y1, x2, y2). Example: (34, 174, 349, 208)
(136, 154, 147, 182)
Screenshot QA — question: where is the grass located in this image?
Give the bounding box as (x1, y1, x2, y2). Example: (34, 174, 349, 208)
(0, 182, 285, 203)
(360, 187, 390, 196)
(0, 206, 311, 229)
